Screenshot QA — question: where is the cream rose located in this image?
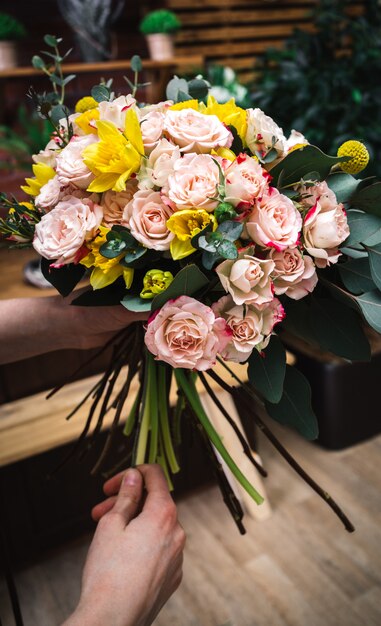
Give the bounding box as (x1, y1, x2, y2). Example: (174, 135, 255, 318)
(98, 94, 137, 130)
(216, 248, 275, 306)
(32, 138, 59, 168)
(269, 247, 318, 299)
(163, 108, 233, 153)
(124, 188, 175, 250)
(138, 139, 181, 190)
(284, 129, 309, 153)
(101, 179, 138, 226)
(246, 108, 287, 157)
(300, 181, 349, 267)
(164, 153, 220, 212)
(145, 295, 232, 370)
(35, 176, 62, 211)
(33, 196, 103, 265)
(224, 154, 270, 209)
(140, 110, 165, 154)
(246, 188, 302, 251)
(56, 134, 97, 189)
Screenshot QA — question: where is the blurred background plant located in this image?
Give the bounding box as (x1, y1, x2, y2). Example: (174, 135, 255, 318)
(0, 106, 51, 171)
(0, 12, 26, 41)
(207, 65, 251, 108)
(57, 0, 125, 62)
(250, 0, 381, 177)
(139, 9, 181, 36)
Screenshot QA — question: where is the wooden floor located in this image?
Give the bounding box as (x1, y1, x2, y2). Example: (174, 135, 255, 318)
(1, 421, 380, 626)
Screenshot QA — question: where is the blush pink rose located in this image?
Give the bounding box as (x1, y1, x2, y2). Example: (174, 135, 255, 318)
(32, 138, 59, 168)
(101, 179, 138, 226)
(140, 110, 165, 154)
(35, 176, 61, 211)
(216, 247, 275, 306)
(56, 134, 97, 189)
(145, 295, 232, 370)
(246, 188, 302, 251)
(33, 195, 103, 265)
(163, 153, 220, 212)
(269, 247, 318, 300)
(138, 139, 181, 190)
(163, 108, 233, 154)
(124, 188, 174, 250)
(98, 94, 137, 130)
(301, 182, 349, 268)
(224, 154, 270, 209)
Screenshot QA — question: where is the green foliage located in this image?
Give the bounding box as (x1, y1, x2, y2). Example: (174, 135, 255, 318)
(151, 264, 209, 311)
(206, 65, 251, 108)
(0, 12, 25, 41)
(100, 226, 147, 266)
(0, 195, 41, 244)
(194, 220, 244, 270)
(0, 106, 51, 171)
(251, 0, 381, 177)
(140, 9, 181, 35)
(248, 335, 286, 403)
(270, 145, 347, 188)
(166, 75, 210, 104)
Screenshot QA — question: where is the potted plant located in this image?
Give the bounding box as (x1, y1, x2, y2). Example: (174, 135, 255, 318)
(0, 12, 26, 70)
(139, 9, 181, 61)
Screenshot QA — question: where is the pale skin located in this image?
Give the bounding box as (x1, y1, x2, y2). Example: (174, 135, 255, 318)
(0, 296, 185, 624)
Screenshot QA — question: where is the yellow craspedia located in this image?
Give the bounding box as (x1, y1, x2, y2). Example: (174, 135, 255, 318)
(337, 140, 369, 175)
(75, 96, 99, 114)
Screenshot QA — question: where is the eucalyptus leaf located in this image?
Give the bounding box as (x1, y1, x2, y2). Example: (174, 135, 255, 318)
(130, 54, 142, 72)
(50, 104, 70, 125)
(121, 294, 151, 313)
(191, 223, 213, 248)
(100, 240, 126, 258)
(198, 236, 217, 253)
(270, 145, 348, 188)
(364, 242, 381, 291)
(327, 172, 360, 204)
(265, 366, 319, 440)
(32, 55, 46, 70)
(202, 250, 221, 270)
(219, 240, 238, 259)
(188, 78, 209, 100)
(123, 246, 147, 264)
(177, 89, 193, 102)
(166, 77, 189, 101)
(261, 148, 279, 164)
(151, 264, 209, 311)
(248, 335, 286, 403)
(91, 84, 110, 103)
(44, 34, 60, 47)
(339, 258, 375, 295)
(217, 220, 243, 241)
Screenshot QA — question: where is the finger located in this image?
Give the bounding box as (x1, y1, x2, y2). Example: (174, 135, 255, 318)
(103, 471, 125, 497)
(137, 464, 173, 510)
(111, 468, 144, 527)
(91, 496, 117, 522)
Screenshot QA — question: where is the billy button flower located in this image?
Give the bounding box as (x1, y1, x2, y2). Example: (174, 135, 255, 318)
(75, 96, 99, 114)
(337, 140, 369, 175)
(167, 209, 218, 261)
(140, 269, 174, 299)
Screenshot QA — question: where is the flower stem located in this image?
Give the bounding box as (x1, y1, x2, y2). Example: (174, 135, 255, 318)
(175, 369, 264, 505)
(158, 365, 180, 474)
(135, 352, 151, 465)
(148, 356, 159, 464)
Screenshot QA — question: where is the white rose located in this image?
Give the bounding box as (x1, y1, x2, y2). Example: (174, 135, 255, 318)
(246, 188, 302, 251)
(98, 95, 138, 130)
(35, 176, 62, 211)
(124, 188, 175, 250)
(33, 196, 103, 265)
(32, 139, 60, 168)
(163, 108, 233, 153)
(269, 247, 318, 299)
(284, 129, 309, 153)
(101, 179, 138, 226)
(138, 139, 181, 190)
(246, 108, 286, 157)
(140, 110, 165, 154)
(56, 135, 97, 189)
(224, 154, 270, 209)
(164, 153, 220, 212)
(216, 247, 275, 306)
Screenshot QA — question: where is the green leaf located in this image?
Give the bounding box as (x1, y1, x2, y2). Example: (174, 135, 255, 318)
(217, 220, 243, 241)
(32, 55, 46, 70)
(50, 104, 69, 125)
(177, 89, 193, 102)
(91, 84, 110, 103)
(260, 147, 278, 164)
(100, 240, 126, 258)
(228, 125, 243, 155)
(351, 182, 381, 217)
(202, 250, 221, 270)
(130, 54, 142, 72)
(344, 210, 381, 247)
(188, 78, 209, 100)
(191, 223, 213, 248)
(62, 74, 76, 86)
(123, 246, 147, 264)
(310, 297, 370, 361)
(248, 335, 286, 403)
(219, 240, 238, 259)
(339, 258, 375, 295)
(41, 258, 86, 297)
(198, 235, 217, 253)
(44, 34, 60, 47)
(327, 172, 360, 204)
(355, 290, 381, 333)
(166, 77, 189, 101)
(151, 264, 209, 311)
(121, 294, 151, 312)
(365, 243, 381, 291)
(270, 145, 348, 188)
(265, 365, 319, 440)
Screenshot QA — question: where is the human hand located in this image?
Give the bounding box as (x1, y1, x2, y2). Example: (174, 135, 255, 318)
(64, 465, 185, 626)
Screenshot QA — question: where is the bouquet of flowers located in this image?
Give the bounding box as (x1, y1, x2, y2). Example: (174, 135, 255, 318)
(2, 39, 381, 533)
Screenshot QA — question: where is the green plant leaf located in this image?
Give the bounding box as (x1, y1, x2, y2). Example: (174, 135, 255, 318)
(202, 250, 221, 270)
(217, 220, 243, 241)
(364, 242, 381, 291)
(265, 365, 319, 440)
(355, 290, 381, 333)
(121, 294, 152, 312)
(50, 104, 70, 125)
(351, 182, 381, 217)
(339, 258, 375, 295)
(310, 297, 370, 361)
(270, 145, 348, 188)
(123, 246, 147, 264)
(32, 55, 46, 70)
(44, 34, 60, 47)
(327, 172, 360, 203)
(151, 264, 209, 311)
(91, 84, 110, 103)
(188, 78, 209, 100)
(100, 240, 126, 258)
(130, 54, 142, 72)
(248, 335, 286, 403)
(40, 258, 86, 297)
(219, 240, 238, 259)
(344, 210, 381, 247)
(166, 76, 189, 101)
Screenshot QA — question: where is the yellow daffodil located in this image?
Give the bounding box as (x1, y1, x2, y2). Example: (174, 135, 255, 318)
(167, 209, 218, 260)
(140, 269, 174, 299)
(337, 140, 369, 175)
(201, 95, 247, 143)
(80, 226, 134, 290)
(75, 109, 100, 135)
(75, 96, 99, 113)
(170, 99, 199, 112)
(82, 108, 144, 193)
(20, 163, 56, 197)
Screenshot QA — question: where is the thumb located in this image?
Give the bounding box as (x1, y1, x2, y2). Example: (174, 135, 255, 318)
(111, 468, 144, 526)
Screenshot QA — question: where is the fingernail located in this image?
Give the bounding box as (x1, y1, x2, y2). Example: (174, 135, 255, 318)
(124, 469, 139, 486)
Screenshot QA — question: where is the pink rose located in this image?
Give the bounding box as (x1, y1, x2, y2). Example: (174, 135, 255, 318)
(163, 153, 220, 212)
(301, 182, 349, 267)
(124, 188, 174, 250)
(269, 247, 318, 299)
(224, 154, 270, 209)
(246, 188, 302, 251)
(56, 134, 97, 189)
(33, 196, 103, 265)
(35, 176, 61, 211)
(216, 247, 275, 306)
(140, 110, 165, 154)
(98, 95, 137, 130)
(246, 108, 286, 157)
(138, 139, 181, 190)
(101, 179, 138, 227)
(32, 138, 59, 168)
(145, 295, 232, 370)
(163, 108, 233, 154)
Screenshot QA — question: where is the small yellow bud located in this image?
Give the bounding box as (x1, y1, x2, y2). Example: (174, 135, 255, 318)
(337, 140, 369, 175)
(140, 269, 174, 299)
(75, 96, 99, 114)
